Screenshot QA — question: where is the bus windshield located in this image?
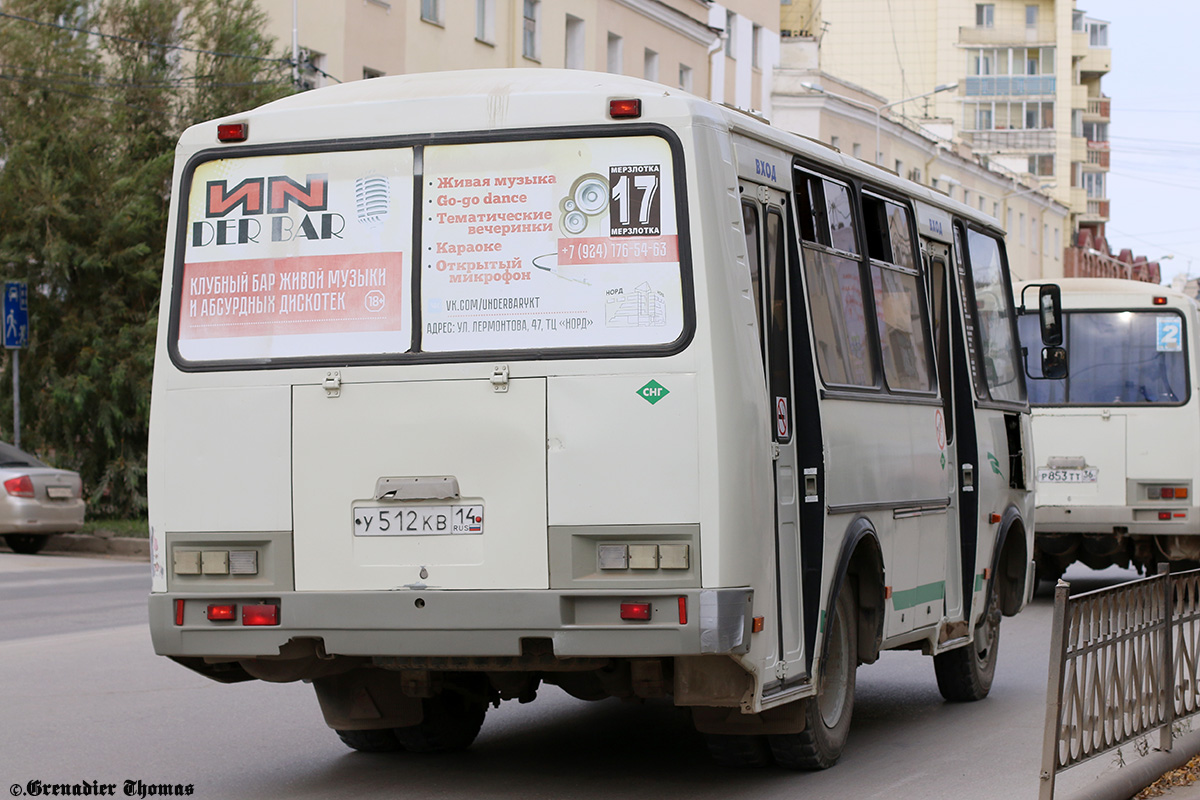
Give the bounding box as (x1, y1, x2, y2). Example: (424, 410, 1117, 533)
(1018, 310, 1189, 405)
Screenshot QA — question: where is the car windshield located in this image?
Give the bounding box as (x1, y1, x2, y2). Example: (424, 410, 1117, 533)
(0, 441, 48, 469)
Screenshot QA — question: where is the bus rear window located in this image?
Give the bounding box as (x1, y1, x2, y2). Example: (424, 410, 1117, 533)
(1019, 311, 1188, 405)
(171, 134, 686, 365)
(420, 136, 684, 352)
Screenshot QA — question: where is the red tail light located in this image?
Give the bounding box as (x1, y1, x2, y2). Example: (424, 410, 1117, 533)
(242, 604, 279, 626)
(217, 122, 248, 142)
(1160, 512, 1172, 521)
(207, 604, 237, 621)
(678, 596, 688, 625)
(174, 599, 185, 626)
(609, 99, 642, 119)
(4, 475, 34, 497)
(620, 602, 652, 621)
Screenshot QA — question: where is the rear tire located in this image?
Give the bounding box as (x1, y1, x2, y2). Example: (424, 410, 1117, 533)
(703, 733, 774, 767)
(336, 728, 404, 753)
(4, 533, 48, 555)
(934, 585, 1001, 702)
(771, 587, 857, 770)
(393, 680, 488, 753)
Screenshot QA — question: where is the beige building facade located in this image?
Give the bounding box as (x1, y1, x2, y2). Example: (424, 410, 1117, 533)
(258, 0, 781, 116)
(777, 0, 1111, 252)
(773, 42, 1069, 281)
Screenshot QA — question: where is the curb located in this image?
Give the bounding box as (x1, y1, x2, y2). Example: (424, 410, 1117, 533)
(40, 532, 149, 559)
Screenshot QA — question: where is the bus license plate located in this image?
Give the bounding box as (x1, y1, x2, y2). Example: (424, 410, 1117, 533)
(353, 504, 484, 536)
(1037, 468, 1098, 484)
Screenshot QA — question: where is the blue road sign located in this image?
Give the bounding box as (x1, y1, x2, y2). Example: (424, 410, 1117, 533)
(4, 281, 28, 349)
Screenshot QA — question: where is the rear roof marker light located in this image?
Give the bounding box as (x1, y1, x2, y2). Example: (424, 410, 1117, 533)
(609, 99, 642, 119)
(217, 122, 248, 142)
(1153, 296, 1168, 305)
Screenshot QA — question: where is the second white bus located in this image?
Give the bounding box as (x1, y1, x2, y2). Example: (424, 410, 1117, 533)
(1018, 278, 1198, 578)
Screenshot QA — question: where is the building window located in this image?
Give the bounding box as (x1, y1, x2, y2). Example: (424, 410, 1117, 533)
(362, 67, 384, 79)
(421, 0, 441, 25)
(1054, 227, 1060, 258)
(975, 4, 994, 28)
(752, 24, 762, 68)
(993, 202, 999, 217)
(725, 11, 736, 58)
(1019, 213, 1026, 245)
(894, 159, 903, 175)
(565, 15, 584, 69)
(679, 64, 692, 91)
(1028, 154, 1054, 176)
(607, 33, 622, 74)
(1072, 10, 1085, 31)
(1007, 208, 1013, 235)
(522, 0, 540, 61)
(1025, 5, 1038, 27)
(1083, 121, 1108, 142)
(476, 0, 495, 43)
(852, 143, 862, 159)
(831, 135, 839, 149)
(1083, 171, 1106, 199)
(644, 49, 659, 83)
(1089, 21, 1108, 47)
(298, 48, 326, 90)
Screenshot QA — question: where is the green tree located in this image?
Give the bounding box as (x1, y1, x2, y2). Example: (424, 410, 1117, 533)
(0, 0, 292, 516)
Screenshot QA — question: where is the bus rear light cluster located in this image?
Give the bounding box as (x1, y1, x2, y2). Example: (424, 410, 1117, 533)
(173, 548, 259, 576)
(1149, 486, 1189, 500)
(174, 600, 279, 626)
(597, 543, 689, 570)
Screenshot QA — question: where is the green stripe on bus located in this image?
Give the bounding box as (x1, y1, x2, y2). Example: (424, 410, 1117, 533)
(891, 581, 946, 610)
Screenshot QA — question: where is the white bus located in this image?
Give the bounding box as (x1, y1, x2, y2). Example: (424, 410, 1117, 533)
(1017, 278, 1198, 579)
(148, 70, 1050, 768)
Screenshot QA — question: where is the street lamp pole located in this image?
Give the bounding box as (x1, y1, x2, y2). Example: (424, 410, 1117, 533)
(801, 81, 959, 165)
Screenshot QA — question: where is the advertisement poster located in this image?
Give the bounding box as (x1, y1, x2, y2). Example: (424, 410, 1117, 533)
(421, 136, 685, 352)
(177, 149, 414, 361)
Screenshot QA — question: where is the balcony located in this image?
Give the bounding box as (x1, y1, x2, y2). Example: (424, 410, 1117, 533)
(964, 129, 1055, 151)
(958, 25, 1056, 45)
(1078, 46, 1111, 76)
(1085, 97, 1111, 120)
(1086, 140, 1110, 168)
(964, 75, 1056, 97)
(1083, 199, 1110, 222)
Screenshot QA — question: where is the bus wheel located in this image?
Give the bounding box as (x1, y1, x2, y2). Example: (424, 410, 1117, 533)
(4, 534, 48, 555)
(934, 586, 1001, 702)
(335, 728, 404, 753)
(393, 682, 488, 753)
(770, 588, 857, 770)
(702, 733, 774, 767)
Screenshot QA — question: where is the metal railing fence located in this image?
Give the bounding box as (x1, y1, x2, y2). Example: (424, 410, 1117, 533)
(1040, 567, 1200, 800)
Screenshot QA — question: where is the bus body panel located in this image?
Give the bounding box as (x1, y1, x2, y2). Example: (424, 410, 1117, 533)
(147, 71, 1034, 747)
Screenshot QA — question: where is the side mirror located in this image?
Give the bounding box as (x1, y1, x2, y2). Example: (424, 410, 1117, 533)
(1041, 346, 1068, 380)
(1038, 284, 1063, 346)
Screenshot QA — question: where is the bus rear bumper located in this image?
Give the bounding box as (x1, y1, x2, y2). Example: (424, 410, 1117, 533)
(148, 588, 754, 660)
(1036, 505, 1200, 536)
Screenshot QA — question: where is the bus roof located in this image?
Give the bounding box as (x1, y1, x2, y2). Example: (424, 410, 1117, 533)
(188, 68, 999, 233)
(1016, 278, 1192, 308)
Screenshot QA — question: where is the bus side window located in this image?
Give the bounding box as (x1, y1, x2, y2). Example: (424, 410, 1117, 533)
(794, 172, 820, 243)
(741, 200, 765, 359)
(861, 196, 934, 393)
(930, 255, 954, 442)
(765, 208, 792, 441)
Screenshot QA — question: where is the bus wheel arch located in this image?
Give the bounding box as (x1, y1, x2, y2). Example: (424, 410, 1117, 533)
(992, 509, 1030, 617)
(830, 518, 885, 666)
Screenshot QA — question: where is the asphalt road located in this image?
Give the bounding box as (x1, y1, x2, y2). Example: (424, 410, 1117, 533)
(0, 552, 1156, 800)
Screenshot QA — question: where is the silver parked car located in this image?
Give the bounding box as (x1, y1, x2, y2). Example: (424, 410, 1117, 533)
(0, 442, 85, 554)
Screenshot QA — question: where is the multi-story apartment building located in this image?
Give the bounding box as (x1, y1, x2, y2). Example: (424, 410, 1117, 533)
(778, 0, 1113, 254)
(257, 0, 780, 116)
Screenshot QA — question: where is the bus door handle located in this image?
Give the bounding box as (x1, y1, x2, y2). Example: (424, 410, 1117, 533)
(803, 468, 819, 503)
(962, 464, 975, 493)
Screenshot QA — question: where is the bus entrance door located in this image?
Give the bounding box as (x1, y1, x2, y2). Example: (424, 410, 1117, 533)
(926, 240, 965, 623)
(742, 188, 807, 685)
